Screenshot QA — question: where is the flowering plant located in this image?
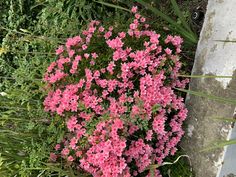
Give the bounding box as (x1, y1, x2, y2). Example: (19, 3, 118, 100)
(44, 6, 188, 177)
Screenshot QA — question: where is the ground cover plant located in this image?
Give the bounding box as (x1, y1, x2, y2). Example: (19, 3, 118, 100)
(43, 6, 189, 177)
(0, 0, 198, 176)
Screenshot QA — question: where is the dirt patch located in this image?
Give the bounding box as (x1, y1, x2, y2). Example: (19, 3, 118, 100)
(189, 0, 208, 35)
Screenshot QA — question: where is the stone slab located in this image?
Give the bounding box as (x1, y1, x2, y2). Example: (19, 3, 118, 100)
(181, 0, 236, 177)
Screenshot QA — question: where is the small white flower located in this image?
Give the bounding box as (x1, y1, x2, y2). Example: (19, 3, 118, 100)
(0, 92, 7, 96)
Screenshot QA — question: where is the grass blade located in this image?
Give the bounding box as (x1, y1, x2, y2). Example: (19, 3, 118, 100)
(167, 25, 197, 44)
(178, 74, 234, 79)
(210, 116, 236, 122)
(170, 0, 192, 33)
(136, 0, 180, 27)
(201, 139, 236, 152)
(149, 155, 190, 169)
(93, 1, 131, 12)
(135, 0, 197, 44)
(215, 39, 236, 43)
(176, 88, 236, 105)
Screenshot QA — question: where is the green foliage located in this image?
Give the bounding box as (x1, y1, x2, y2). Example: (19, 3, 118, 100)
(135, 116, 149, 131)
(158, 152, 194, 177)
(201, 139, 236, 152)
(152, 104, 161, 114)
(176, 88, 236, 105)
(135, 0, 198, 45)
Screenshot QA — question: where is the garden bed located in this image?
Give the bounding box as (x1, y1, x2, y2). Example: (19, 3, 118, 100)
(0, 1, 208, 176)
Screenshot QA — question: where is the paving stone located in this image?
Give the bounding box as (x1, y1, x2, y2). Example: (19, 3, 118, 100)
(182, 0, 236, 176)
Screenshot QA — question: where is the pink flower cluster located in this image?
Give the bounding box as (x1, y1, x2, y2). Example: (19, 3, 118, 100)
(80, 119, 130, 176)
(44, 6, 188, 177)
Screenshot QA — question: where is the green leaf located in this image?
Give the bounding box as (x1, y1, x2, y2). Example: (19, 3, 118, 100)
(215, 39, 236, 43)
(152, 104, 160, 114)
(135, 0, 197, 44)
(201, 139, 236, 152)
(176, 88, 236, 105)
(178, 74, 234, 79)
(148, 155, 190, 169)
(170, 0, 192, 33)
(210, 116, 236, 122)
(93, 0, 131, 12)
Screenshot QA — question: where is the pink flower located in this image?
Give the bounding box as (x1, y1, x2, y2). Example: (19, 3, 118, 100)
(165, 35, 173, 44)
(150, 34, 160, 44)
(90, 60, 95, 65)
(88, 27, 96, 33)
(140, 17, 146, 23)
(55, 144, 61, 151)
(46, 61, 56, 73)
(128, 125, 139, 135)
(146, 130, 153, 141)
(82, 30, 89, 36)
(99, 26, 105, 32)
(106, 37, 124, 49)
(69, 137, 78, 150)
(102, 90, 109, 98)
(119, 32, 126, 39)
(72, 59, 78, 70)
(93, 70, 100, 78)
(82, 44, 87, 50)
(69, 50, 75, 57)
(67, 155, 74, 162)
(171, 36, 183, 46)
(78, 79, 85, 88)
(107, 61, 116, 74)
(176, 47, 181, 53)
(133, 171, 138, 176)
(165, 48, 172, 55)
(131, 6, 138, 13)
(113, 118, 123, 129)
(100, 68, 106, 73)
(91, 52, 98, 59)
(84, 53, 90, 59)
(104, 31, 112, 39)
(131, 105, 140, 116)
(50, 153, 57, 162)
(130, 23, 137, 30)
(61, 148, 70, 156)
(75, 55, 82, 61)
(76, 151, 83, 157)
(67, 116, 77, 132)
(56, 45, 64, 55)
(153, 115, 166, 135)
(128, 29, 134, 36)
(109, 26, 113, 31)
(66, 37, 78, 49)
(135, 13, 141, 19)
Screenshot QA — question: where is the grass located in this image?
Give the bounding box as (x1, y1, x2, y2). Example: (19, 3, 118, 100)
(135, 0, 198, 45)
(159, 150, 194, 177)
(0, 0, 120, 176)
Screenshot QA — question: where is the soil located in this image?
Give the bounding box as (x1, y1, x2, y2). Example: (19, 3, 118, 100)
(188, 0, 208, 35)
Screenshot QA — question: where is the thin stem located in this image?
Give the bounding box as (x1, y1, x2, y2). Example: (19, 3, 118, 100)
(0, 76, 42, 81)
(0, 106, 39, 110)
(10, 51, 56, 55)
(0, 26, 66, 41)
(178, 74, 234, 79)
